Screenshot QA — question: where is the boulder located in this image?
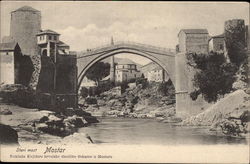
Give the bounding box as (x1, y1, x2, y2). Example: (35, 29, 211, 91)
(0, 108, 12, 115)
(0, 124, 18, 145)
(62, 133, 93, 144)
(63, 115, 88, 128)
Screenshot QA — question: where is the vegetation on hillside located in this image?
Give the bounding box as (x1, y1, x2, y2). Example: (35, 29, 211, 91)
(86, 61, 110, 86)
(187, 52, 238, 103)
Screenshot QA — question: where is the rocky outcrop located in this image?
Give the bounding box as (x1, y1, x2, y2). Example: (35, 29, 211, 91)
(0, 108, 12, 115)
(35, 109, 98, 137)
(182, 90, 250, 137)
(182, 90, 249, 126)
(0, 84, 37, 108)
(0, 123, 18, 145)
(82, 82, 176, 119)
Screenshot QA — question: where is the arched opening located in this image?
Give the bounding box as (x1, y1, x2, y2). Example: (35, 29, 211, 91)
(77, 48, 175, 91)
(42, 49, 47, 57)
(78, 51, 176, 120)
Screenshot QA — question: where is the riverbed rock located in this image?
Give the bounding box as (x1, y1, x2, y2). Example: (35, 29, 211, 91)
(0, 123, 18, 145)
(62, 133, 93, 145)
(63, 115, 88, 128)
(0, 108, 12, 115)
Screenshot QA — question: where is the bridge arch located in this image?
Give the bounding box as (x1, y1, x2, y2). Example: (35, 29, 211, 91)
(77, 44, 176, 90)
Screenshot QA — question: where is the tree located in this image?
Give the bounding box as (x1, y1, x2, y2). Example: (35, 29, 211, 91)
(86, 61, 110, 86)
(187, 52, 238, 103)
(225, 20, 247, 67)
(157, 80, 175, 98)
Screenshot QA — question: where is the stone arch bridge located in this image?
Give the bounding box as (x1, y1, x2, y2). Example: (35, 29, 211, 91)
(77, 41, 204, 117)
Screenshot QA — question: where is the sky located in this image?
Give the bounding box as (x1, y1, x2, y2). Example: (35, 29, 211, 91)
(1, 1, 249, 65)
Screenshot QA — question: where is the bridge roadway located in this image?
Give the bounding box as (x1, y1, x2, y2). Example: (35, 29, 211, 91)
(77, 41, 176, 59)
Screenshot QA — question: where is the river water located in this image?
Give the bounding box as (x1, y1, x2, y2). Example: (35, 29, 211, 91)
(79, 118, 249, 145)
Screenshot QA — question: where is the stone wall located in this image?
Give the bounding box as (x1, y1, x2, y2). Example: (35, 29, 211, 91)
(36, 54, 77, 110)
(29, 55, 41, 89)
(0, 51, 15, 84)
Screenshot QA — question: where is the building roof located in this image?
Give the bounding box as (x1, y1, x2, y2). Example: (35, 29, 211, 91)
(37, 29, 60, 36)
(141, 62, 162, 71)
(12, 6, 40, 13)
(212, 33, 225, 38)
(209, 33, 225, 41)
(57, 41, 70, 48)
(115, 58, 137, 65)
(178, 29, 208, 36)
(0, 42, 19, 51)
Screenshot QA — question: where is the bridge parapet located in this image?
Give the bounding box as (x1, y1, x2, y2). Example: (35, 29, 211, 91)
(77, 41, 175, 58)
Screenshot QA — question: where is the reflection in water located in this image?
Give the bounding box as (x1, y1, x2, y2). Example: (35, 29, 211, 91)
(79, 118, 248, 145)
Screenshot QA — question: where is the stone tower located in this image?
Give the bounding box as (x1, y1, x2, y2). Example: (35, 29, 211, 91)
(110, 37, 115, 82)
(10, 6, 41, 56)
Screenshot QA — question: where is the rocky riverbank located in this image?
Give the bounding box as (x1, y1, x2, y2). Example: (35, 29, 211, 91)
(182, 90, 250, 137)
(0, 84, 99, 145)
(0, 103, 98, 145)
(80, 82, 177, 121)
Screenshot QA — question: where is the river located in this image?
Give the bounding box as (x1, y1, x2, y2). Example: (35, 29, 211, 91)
(79, 118, 249, 145)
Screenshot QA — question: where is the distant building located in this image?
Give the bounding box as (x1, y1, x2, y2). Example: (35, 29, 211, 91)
(141, 62, 169, 82)
(208, 33, 226, 53)
(115, 58, 142, 82)
(80, 77, 96, 88)
(178, 29, 209, 54)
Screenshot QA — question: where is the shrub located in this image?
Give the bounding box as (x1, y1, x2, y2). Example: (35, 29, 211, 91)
(85, 97, 97, 104)
(157, 80, 175, 97)
(187, 52, 238, 103)
(80, 87, 88, 98)
(136, 78, 148, 89)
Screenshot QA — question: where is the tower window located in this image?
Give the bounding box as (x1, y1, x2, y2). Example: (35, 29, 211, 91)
(54, 36, 57, 40)
(219, 44, 224, 50)
(49, 35, 52, 40)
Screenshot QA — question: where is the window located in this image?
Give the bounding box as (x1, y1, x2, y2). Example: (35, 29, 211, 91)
(219, 44, 224, 50)
(6, 52, 9, 55)
(54, 36, 57, 40)
(49, 35, 52, 40)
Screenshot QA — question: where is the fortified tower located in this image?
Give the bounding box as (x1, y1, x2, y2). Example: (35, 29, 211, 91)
(10, 6, 41, 56)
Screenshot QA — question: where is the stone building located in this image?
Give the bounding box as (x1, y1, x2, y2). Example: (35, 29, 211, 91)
(0, 42, 35, 86)
(115, 59, 142, 82)
(9, 6, 41, 57)
(36, 29, 77, 110)
(175, 28, 210, 117)
(178, 29, 209, 54)
(141, 62, 169, 82)
(2, 6, 42, 88)
(0, 42, 21, 84)
(208, 33, 226, 53)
